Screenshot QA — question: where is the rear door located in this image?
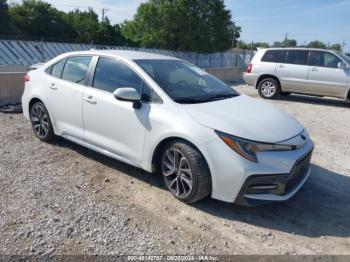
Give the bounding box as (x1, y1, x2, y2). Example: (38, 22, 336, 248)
(275, 50, 310, 93)
(46, 56, 92, 139)
(307, 51, 348, 98)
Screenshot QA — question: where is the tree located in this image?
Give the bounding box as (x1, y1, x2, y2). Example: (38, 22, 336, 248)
(236, 41, 248, 50)
(272, 41, 283, 47)
(307, 40, 327, 49)
(253, 42, 269, 49)
(63, 8, 100, 43)
(283, 38, 297, 47)
(236, 41, 268, 50)
(0, 0, 11, 35)
(121, 0, 240, 52)
(330, 43, 341, 51)
(9, 0, 73, 40)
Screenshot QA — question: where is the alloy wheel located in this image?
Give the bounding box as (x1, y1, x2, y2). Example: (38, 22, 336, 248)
(261, 81, 276, 97)
(31, 104, 49, 139)
(162, 148, 193, 199)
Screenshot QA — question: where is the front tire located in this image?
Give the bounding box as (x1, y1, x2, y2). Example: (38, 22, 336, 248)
(161, 141, 211, 203)
(30, 102, 55, 142)
(258, 78, 280, 99)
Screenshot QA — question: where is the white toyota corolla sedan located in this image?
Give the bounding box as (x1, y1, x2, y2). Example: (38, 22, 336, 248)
(22, 50, 314, 205)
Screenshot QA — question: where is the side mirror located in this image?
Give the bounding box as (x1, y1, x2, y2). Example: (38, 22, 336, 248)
(113, 87, 142, 109)
(338, 62, 347, 70)
(113, 87, 141, 102)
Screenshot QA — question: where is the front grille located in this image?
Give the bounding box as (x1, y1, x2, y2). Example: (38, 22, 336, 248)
(241, 149, 313, 196)
(285, 150, 312, 192)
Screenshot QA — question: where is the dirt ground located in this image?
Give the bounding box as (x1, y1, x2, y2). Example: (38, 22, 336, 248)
(0, 84, 349, 256)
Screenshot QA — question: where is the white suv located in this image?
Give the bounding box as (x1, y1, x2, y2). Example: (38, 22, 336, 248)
(244, 48, 350, 100)
(22, 50, 314, 205)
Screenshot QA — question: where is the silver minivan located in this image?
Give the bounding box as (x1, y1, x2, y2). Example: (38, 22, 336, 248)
(244, 48, 350, 100)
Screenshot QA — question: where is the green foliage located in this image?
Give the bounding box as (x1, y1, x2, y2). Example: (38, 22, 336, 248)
(282, 38, 297, 47)
(0, 0, 11, 35)
(307, 40, 327, 49)
(272, 41, 283, 47)
(9, 0, 73, 39)
(236, 41, 269, 50)
(4, 0, 130, 45)
(330, 43, 341, 51)
(63, 8, 99, 43)
(121, 0, 240, 52)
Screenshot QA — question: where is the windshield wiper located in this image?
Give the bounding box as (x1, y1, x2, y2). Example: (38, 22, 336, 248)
(174, 98, 206, 104)
(202, 93, 239, 102)
(174, 93, 239, 104)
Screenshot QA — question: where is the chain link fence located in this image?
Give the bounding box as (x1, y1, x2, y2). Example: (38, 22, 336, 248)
(0, 40, 254, 69)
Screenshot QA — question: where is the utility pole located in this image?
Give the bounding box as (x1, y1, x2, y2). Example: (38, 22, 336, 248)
(231, 30, 236, 49)
(284, 33, 288, 47)
(101, 8, 109, 23)
(342, 40, 346, 52)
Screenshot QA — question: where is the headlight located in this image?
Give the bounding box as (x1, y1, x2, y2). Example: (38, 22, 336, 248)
(215, 130, 293, 162)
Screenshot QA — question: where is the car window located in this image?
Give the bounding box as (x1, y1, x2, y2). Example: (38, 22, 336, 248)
(279, 50, 287, 63)
(285, 50, 309, 65)
(93, 57, 161, 102)
(310, 51, 342, 68)
(93, 57, 144, 93)
(261, 50, 281, 62)
(61, 56, 92, 84)
(135, 59, 239, 104)
(50, 59, 66, 78)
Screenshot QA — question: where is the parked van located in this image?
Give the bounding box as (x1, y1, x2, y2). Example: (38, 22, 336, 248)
(244, 48, 350, 100)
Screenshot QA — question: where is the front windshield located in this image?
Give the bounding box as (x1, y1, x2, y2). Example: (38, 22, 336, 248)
(337, 52, 350, 65)
(135, 59, 239, 103)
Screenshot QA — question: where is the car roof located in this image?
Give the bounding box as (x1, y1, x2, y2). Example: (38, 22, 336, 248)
(261, 47, 337, 53)
(59, 49, 180, 61)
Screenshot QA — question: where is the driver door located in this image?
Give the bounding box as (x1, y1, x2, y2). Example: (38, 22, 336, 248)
(82, 57, 151, 164)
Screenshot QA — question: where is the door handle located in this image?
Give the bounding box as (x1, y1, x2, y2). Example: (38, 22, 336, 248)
(278, 64, 285, 68)
(49, 83, 57, 90)
(311, 68, 318, 72)
(84, 96, 97, 105)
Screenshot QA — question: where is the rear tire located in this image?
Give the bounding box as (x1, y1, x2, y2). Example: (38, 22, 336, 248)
(161, 141, 211, 203)
(30, 102, 55, 142)
(258, 78, 280, 99)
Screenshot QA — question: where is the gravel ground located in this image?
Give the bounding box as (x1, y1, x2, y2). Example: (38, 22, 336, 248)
(0, 84, 350, 256)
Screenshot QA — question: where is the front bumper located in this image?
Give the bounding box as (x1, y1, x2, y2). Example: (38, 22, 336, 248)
(234, 149, 313, 206)
(199, 131, 314, 204)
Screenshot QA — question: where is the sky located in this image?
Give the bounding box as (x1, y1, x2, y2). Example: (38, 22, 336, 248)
(10, 0, 350, 53)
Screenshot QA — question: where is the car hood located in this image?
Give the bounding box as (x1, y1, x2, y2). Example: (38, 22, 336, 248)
(183, 94, 304, 143)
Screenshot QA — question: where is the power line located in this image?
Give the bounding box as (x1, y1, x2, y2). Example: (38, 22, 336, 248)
(43, 2, 123, 22)
(50, 3, 125, 13)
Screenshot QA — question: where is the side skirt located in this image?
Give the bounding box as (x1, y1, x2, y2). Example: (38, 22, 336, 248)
(61, 135, 143, 169)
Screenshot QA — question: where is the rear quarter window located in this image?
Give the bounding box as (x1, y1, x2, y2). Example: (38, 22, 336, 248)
(261, 50, 281, 63)
(50, 59, 66, 78)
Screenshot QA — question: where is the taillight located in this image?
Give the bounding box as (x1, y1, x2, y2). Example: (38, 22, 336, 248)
(247, 64, 253, 74)
(24, 74, 30, 82)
